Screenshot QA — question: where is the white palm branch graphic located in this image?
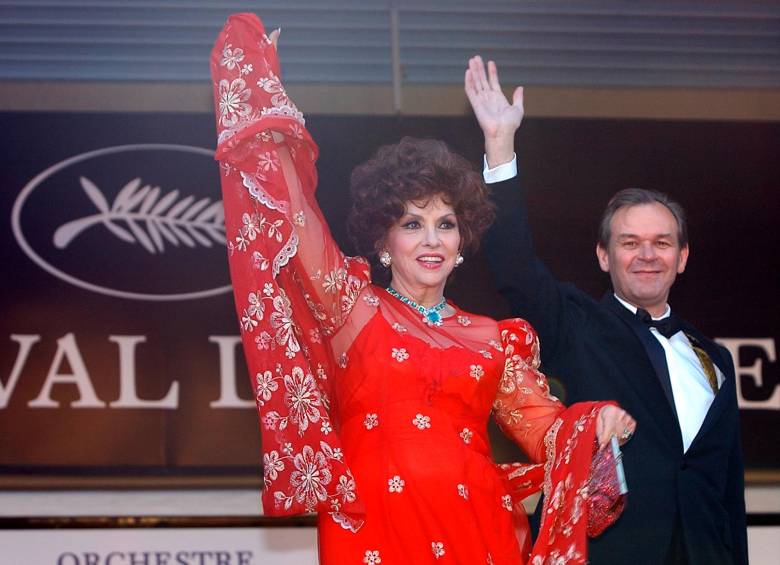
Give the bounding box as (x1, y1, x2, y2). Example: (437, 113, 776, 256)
(53, 177, 226, 254)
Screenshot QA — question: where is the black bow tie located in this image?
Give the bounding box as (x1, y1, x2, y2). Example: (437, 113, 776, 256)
(636, 308, 681, 339)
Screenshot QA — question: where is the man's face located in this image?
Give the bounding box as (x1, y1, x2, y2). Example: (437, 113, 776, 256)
(596, 202, 689, 316)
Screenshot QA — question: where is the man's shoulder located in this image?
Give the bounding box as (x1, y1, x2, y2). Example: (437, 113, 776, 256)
(549, 284, 631, 336)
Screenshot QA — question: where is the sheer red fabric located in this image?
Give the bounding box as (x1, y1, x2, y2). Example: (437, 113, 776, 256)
(210, 13, 622, 564)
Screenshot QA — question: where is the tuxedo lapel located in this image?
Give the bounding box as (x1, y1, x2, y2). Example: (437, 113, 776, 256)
(602, 294, 679, 419)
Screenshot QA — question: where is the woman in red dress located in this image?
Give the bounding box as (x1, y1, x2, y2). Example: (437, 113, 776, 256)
(210, 14, 635, 565)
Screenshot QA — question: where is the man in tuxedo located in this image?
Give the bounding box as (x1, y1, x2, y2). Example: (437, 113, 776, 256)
(465, 56, 748, 564)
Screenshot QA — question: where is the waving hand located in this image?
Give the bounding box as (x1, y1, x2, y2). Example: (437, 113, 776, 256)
(465, 56, 524, 167)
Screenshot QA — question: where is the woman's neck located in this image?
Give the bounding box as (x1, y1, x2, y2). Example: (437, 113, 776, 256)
(387, 279, 444, 309)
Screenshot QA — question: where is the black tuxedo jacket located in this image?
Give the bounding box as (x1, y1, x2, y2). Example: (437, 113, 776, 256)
(484, 177, 748, 565)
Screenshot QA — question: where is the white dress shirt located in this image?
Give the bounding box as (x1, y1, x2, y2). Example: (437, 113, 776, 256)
(613, 297, 722, 452)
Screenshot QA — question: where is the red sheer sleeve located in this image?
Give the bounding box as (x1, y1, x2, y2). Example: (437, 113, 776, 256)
(493, 319, 565, 463)
(209, 13, 368, 526)
(493, 320, 622, 563)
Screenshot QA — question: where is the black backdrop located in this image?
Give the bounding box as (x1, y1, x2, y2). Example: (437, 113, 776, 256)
(0, 111, 777, 479)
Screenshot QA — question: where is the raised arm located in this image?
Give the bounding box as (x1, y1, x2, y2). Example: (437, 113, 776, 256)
(466, 56, 580, 362)
(211, 15, 370, 341)
(209, 13, 365, 524)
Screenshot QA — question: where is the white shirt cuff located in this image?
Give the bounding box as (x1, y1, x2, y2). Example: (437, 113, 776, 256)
(482, 154, 517, 184)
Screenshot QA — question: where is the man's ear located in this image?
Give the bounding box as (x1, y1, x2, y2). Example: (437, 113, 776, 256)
(596, 243, 610, 273)
(677, 244, 690, 274)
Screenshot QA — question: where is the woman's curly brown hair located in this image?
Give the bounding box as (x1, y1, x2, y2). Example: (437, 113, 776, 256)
(347, 137, 495, 282)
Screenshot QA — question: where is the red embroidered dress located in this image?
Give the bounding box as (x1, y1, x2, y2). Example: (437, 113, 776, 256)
(211, 14, 614, 565)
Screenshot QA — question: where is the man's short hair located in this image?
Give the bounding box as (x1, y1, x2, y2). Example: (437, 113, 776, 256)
(597, 188, 688, 249)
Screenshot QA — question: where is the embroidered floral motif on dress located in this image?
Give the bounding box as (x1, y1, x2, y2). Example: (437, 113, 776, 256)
(412, 413, 431, 430)
(431, 542, 446, 559)
(363, 413, 379, 430)
(391, 347, 409, 362)
(387, 475, 405, 493)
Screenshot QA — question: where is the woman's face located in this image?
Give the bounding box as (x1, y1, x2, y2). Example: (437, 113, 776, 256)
(383, 194, 461, 302)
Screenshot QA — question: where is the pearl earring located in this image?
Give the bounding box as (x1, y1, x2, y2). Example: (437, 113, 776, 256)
(455, 253, 464, 267)
(379, 251, 392, 268)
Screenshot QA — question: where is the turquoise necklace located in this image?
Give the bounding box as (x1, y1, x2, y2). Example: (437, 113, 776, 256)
(385, 286, 447, 326)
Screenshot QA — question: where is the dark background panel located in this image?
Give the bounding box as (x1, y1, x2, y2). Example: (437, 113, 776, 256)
(0, 112, 777, 478)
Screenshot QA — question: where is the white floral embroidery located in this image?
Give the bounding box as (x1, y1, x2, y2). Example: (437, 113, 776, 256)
(340, 274, 364, 314)
(322, 267, 346, 294)
(220, 44, 244, 69)
(457, 483, 469, 499)
(289, 446, 332, 512)
(489, 339, 503, 351)
(234, 232, 248, 251)
(282, 442, 294, 456)
(332, 447, 343, 461)
(336, 474, 357, 504)
(263, 282, 275, 296)
(218, 78, 251, 127)
(252, 250, 269, 270)
(392, 322, 408, 333)
(241, 308, 258, 331)
(387, 475, 405, 493)
(412, 413, 431, 430)
(255, 370, 278, 405)
(309, 327, 322, 344)
(293, 210, 306, 226)
(363, 550, 381, 565)
(283, 367, 321, 433)
(263, 450, 284, 483)
(258, 151, 280, 172)
(431, 542, 445, 559)
(320, 420, 332, 435)
(247, 291, 265, 320)
(364, 413, 379, 430)
(391, 347, 409, 362)
(316, 364, 327, 380)
(460, 427, 473, 444)
(363, 294, 379, 307)
(470, 364, 484, 381)
(254, 331, 272, 350)
(502, 494, 513, 511)
(479, 349, 493, 359)
(270, 290, 300, 357)
(337, 352, 348, 368)
(457, 315, 472, 326)
(256, 70, 290, 107)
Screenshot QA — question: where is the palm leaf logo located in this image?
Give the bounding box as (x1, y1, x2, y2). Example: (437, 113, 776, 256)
(53, 176, 225, 253)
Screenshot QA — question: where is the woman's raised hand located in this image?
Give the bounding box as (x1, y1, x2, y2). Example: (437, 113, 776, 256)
(464, 56, 523, 166)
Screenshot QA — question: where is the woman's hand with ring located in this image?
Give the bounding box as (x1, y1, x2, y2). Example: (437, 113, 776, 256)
(596, 405, 637, 449)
